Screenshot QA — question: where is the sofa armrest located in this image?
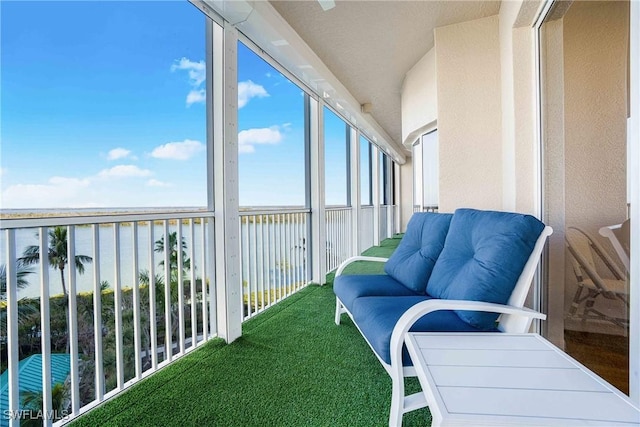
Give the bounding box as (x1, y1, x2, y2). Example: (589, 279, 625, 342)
(389, 299, 546, 368)
(335, 256, 389, 276)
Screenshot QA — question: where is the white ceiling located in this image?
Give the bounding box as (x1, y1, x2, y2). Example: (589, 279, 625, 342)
(270, 0, 501, 145)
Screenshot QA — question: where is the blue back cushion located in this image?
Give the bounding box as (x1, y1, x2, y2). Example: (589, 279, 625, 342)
(426, 208, 545, 329)
(384, 212, 453, 294)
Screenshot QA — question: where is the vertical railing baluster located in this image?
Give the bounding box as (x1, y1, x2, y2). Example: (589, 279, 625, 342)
(332, 211, 336, 270)
(243, 216, 248, 319)
(190, 219, 197, 348)
(335, 210, 339, 269)
(259, 215, 265, 312)
(241, 216, 248, 320)
(252, 216, 258, 316)
(304, 212, 311, 279)
(274, 214, 282, 301)
(297, 213, 302, 288)
(338, 210, 341, 267)
(266, 215, 272, 307)
(283, 213, 288, 296)
(113, 223, 124, 390)
(330, 211, 333, 271)
(177, 221, 185, 354)
(300, 213, 304, 287)
(325, 212, 329, 272)
(92, 225, 104, 401)
(67, 226, 80, 412)
(149, 221, 158, 369)
(287, 213, 292, 296)
(339, 210, 342, 267)
(38, 227, 53, 426)
(349, 209, 353, 257)
(163, 220, 172, 362)
(132, 222, 142, 379)
(293, 213, 298, 289)
(330, 211, 335, 271)
(5, 230, 18, 427)
(200, 218, 208, 341)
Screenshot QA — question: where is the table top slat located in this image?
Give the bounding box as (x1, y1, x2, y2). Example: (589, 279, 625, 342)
(429, 365, 609, 392)
(405, 333, 640, 426)
(421, 348, 574, 369)
(440, 387, 640, 424)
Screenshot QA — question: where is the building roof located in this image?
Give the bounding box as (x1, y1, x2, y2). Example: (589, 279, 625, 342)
(0, 354, 71, 426)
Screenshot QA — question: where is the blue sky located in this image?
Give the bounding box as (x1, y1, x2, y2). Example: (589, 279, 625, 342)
(0, 1, 351, 209)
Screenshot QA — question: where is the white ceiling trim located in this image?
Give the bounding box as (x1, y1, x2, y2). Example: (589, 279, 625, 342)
(193, 0, 408, 164)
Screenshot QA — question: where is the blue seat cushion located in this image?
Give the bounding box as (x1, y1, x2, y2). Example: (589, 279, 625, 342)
(384, 212, 453, 294)
(427, 208, 546, 330)
(334, 274, 417, 313)
(351, 296, 490, 365)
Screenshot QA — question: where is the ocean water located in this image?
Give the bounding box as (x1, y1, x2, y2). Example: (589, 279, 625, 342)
(0, 222, 206, 299)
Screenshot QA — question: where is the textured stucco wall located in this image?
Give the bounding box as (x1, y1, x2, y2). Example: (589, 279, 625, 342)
(401, 48, 438, 147)
(435, 15, 502, 213)
(513, 26, 537, 216)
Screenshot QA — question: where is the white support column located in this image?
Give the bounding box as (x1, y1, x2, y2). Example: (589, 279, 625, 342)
(205, 19, 217, 339)
(629, 0, 640, 405)
(214, 22, 242, 343)
(372, 145, 381, 246)
(350, 127, 361, 256)
(386, 157, 393, 237)
(310, 98, 327, 284)
(394, 161, 401, 234)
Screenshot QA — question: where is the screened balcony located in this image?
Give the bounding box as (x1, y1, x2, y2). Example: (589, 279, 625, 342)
(2, 0, 640, 425)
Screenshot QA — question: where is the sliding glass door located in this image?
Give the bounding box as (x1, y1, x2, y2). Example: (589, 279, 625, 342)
(538, 0, 633, 395)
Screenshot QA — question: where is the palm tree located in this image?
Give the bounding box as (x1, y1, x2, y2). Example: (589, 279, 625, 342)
(21, 381, 70, 426)
(0, 263, 33, 297)
(155, 231, 190, 273)
(0, 263, 37, 331)
(18, 226, 92, 353)
(18, 226, 92, 297)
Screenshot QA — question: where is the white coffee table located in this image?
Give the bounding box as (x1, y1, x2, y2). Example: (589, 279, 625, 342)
(404, 332, 640, 426)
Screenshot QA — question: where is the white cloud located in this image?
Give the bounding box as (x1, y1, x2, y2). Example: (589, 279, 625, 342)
(171, 57, 206, 86)
(238, 80, 268, 108)
(151, 139, 205, 161)
(186, 89, 206, 106)
(172, 57, 207, 107)
(107, 147, 132, 161)
(146, 179, 173, 188)
(0, 167, 6, 176)
(1, 177, 92, 208)
(238, 126, 282, 154)
(98, 165, 152, 178)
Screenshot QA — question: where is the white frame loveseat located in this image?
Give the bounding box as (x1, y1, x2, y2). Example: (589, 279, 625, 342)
(333, 208, 553, 426)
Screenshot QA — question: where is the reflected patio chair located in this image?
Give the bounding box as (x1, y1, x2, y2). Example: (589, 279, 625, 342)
(599, 219, 630, 274)
(565, 226, 628, 328)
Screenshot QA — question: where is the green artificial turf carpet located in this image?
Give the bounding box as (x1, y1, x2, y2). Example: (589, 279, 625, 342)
(72, 236, 431, 426)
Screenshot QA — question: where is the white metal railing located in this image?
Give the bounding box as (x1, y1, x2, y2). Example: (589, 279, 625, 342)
(325, 207, 352, 272)
(359, 206, 375, 251)
(413, 204, 439, 213)
(0, 211, 215, 426)
(0, 203, 396, 424)
(379, 205, 394, 240)
(238, 208, 310, 321)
